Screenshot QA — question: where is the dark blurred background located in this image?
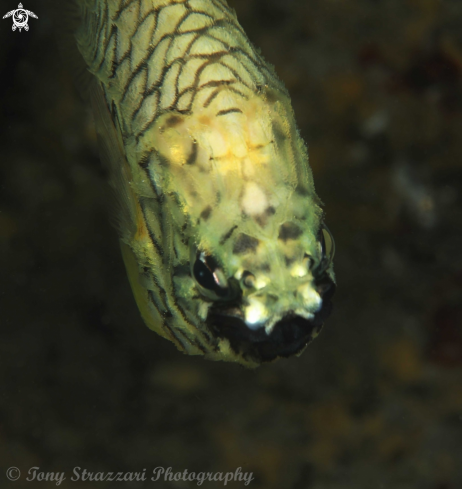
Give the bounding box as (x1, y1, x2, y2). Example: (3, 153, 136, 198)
(1, 0, 462, 488)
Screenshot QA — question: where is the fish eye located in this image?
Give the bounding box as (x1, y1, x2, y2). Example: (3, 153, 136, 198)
(315, 223, 335, 273)
(193, 258, 219, 291)
(242, 271, 256, 289)
(192, 251, 239, 301)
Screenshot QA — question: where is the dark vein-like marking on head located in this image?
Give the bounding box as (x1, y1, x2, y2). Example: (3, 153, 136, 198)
(147, 287, 167, 316)
(114, 0, 139, 22)
(170, 322, 208, 355)
(278, 222, 303, 242)
(163, 9, 195, 56)
(136, 150, 159, 196)
(173, 236, 186, 260)
(105, 2, 285, 138)
(92, 2, 109, 66)
(217, 60, 253, 90)
(148, 290, 186, 350)
(191, 336, 208, 354)
(201, 80, 235, 107)
(189, 50, 229, 63)
(233, 234, 260, 254)
(123, 66, 148, 118)
(140, 57, 182, 110)
(137, 79, 236, 138)
(186, 139, 198, 165)
(122, 16, 171, 101)
(172, 31, 203, 92)
(134, 89, 161, 137)
(227, 86, 250, 100)
(95, 23, 118, 73)
(219, 225, 238, 245)
(109, 29, 120, 78)
(181, 55, 234, 105)
(202, 87, 221, 108)
(220, 51, 261, 87)
(163, 319, 187, 351)
(136, 7, 159, 38)
(178, 10, 216, 31)
(124, 7, 220, 99)
(170, 280, 204, 342)
(216, 108, 242, 117)
(137, 150, 151, 169)
(200, 206, 213, 221)
(139, 198, 164, 261)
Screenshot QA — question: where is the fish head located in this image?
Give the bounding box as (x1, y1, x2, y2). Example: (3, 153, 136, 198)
(135, 88, 336, 365)
(188, 215, 335, 364)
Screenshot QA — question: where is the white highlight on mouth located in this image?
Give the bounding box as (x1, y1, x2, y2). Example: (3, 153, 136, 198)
(255, 276, 269, 290)
(291, 263, 308, 278)
(294, 308, 316, 321)
(244, 298, 268, 330)
(298, 283, 322, 312)
(242, 282, 323, 332)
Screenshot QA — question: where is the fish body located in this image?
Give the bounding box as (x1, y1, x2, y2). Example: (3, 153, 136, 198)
(71, 0, 335, 367)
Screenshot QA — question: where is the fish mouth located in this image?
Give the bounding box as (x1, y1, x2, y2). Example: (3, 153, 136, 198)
(206, 280, 336, 363)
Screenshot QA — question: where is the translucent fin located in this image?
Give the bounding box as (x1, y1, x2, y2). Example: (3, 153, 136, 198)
(120, 242, 168, 340)
(51, 0, 94, 101)
(89, 79, 138, 241)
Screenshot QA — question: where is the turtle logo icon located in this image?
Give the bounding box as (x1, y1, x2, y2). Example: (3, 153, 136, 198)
(3, 3, 38, 32)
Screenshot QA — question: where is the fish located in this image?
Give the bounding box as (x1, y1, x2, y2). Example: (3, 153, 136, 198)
(66, 0, 336, 367)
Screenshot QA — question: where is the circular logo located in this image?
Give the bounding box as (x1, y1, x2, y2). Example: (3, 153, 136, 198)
(13, 9, 28, 28)
(6, 467, 21, 481)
